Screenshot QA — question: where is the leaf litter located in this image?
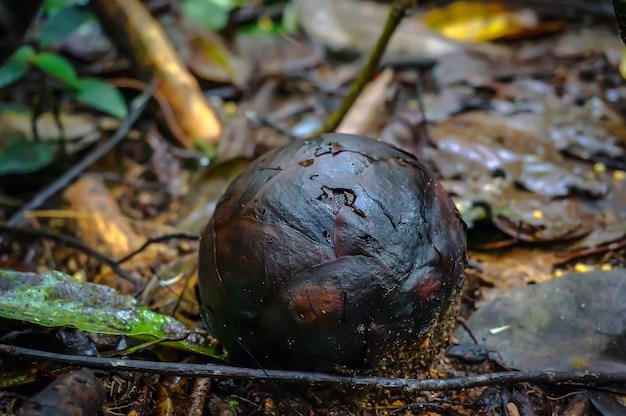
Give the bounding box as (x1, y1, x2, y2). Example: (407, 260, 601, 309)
(1, 0, 626, 414)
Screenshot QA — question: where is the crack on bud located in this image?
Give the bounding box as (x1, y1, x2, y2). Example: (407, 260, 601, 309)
(317, 185, 366, 218)
(314, 141, 345, 157)
(362, 187, 397, 230)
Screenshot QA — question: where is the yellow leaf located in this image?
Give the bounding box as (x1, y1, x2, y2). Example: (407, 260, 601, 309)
(620, 48, 626, 79)
(424, 1, 547, 42)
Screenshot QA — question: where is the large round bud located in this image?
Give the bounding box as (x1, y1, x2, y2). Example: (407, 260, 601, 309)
(198, 133, 466, 372)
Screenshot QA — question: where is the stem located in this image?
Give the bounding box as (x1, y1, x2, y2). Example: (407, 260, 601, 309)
(315, 0, 416, 135)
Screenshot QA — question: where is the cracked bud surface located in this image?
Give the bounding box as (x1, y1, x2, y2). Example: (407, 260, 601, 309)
(198, 133, 467, 372)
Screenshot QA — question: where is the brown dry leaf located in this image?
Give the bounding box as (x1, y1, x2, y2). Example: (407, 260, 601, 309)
(0, 111, 118, 155)
(452, 177, 596, 243)
(140, 254, 200, 327)
(556, 174, 626, 260)
(490, 187, 595, 242)
(336, 68, 394, 136)
(547, 97, 625, 163)
(428, 110, 608, 199)
(184, 21, 252, 87)
(433, 52, 497, 87)
(428, 111, 557, 178)
(554, 27, 624, 66)
(90, 0, 221, 148)
(178, 156, 251, 233)
(234, 29, 321, 77)
(63, 176, 161, 266)
(470, 247, 559, 290)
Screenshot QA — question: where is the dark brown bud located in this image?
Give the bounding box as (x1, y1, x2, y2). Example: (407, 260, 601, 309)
(198, 133, 466, 372)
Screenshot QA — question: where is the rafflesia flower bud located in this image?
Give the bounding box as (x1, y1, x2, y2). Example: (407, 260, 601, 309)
(198, 133, 466, 373)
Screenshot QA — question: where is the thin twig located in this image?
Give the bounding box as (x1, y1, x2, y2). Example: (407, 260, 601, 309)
(110, 78, 190, 147)
(116, 232, 199, 264)
(315, 0, 416, 135)
(245, 111, 302, 140)
(0, 224, 141, 287)
(1, 343, 625, 392)
(6, 81, 156, 227)
(554, 237, 626, 267)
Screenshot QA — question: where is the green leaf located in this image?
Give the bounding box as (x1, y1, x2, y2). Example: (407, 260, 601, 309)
(0, 46, 36, 88)
(211, 0, 235, 7)
(30, 52, 80, 88)
(238, 19, 282, 37)
(0, 270, 220, 358)
(40, 5, 92, 47)
(181, 0, 231, 31)
(281, 1, 299, 34)
(0, 138, 59, 176)
(42, 0, 87, 14)
(73, 77, 128, 119)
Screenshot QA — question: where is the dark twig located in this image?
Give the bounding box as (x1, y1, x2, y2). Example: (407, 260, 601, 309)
(511, 390, 537, 416)
(1, 343, 625, 392)
(456, 317, 480, 345)
(6, 81, 156, 227)
(0, 224, 141, 287)
(246, 111, 302, 140)
(116, 233, 199, 264)
(502, 386, 511, 416)
(554, 237, 626, 267)
(315, 0, 416, 134)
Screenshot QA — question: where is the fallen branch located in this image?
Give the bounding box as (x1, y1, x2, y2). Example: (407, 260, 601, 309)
(2, 343, 625, 392)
